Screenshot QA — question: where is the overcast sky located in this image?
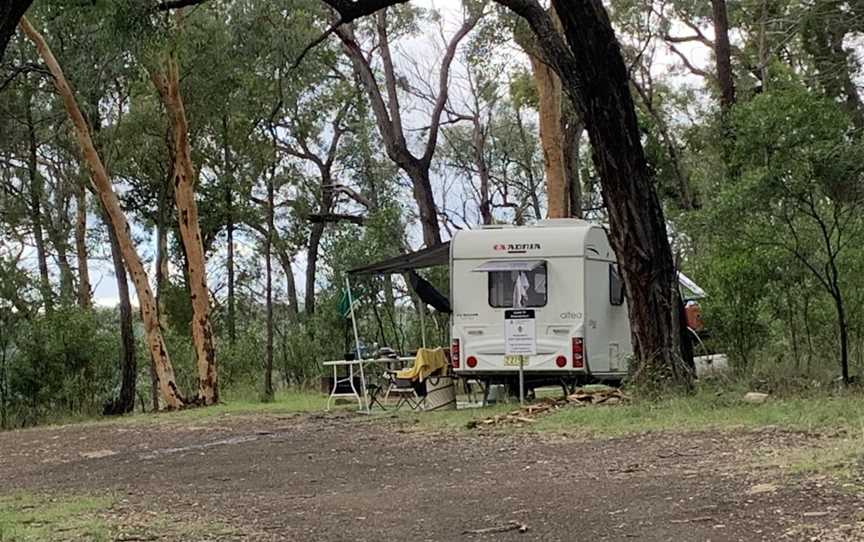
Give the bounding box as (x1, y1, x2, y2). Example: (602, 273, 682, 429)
(21, 0, 714, 309)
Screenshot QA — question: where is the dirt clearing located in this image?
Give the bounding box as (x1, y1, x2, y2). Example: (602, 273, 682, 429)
(1, 410, 863, 541)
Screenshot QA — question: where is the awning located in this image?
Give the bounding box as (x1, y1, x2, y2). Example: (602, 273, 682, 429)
(472, 260, 545, 273)
(348, 243, 450, 276)
(408, 270, 451, 314)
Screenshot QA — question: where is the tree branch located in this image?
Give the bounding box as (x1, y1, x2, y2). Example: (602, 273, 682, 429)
(155, 0, 211, 11)
(422, 8, 483, 165)
(308, 212, 365, 225)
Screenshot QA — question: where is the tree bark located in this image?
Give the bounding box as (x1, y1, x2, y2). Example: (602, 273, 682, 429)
(264, 171, 275, 399)
(25, 95, 53, 314)
(801, 2, 864, 129)
(304, 171, 336, 315)
(528, 51, 567, 218)
(0, 0, 32, 63)
(102, 208, 137, 416)
(150, 53, 218, 405)
(498, 0, 693, 386)
(73, 179, 92, 309)
(305, 222, 325, 315)
(561, 105, 583, 218)
(19, 16, 186, 409)
(221, 116, 236, 345)
(154, 180, 171, 412)
(471, 115, 493, 225)
(835, 293, 850, 386)
(515, 6, 569, 219)
(274, 248, 300, 321)
(711, 0, 736, 112)
(48, 175, 75, 303)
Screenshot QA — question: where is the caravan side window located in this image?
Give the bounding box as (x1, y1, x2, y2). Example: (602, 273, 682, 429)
(489, 264, 548, 308)
(609, 264, 624, 306)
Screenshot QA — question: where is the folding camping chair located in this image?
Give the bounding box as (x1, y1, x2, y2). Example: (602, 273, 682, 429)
(382, 373, 426, 410)
(382, 348, 449, 411)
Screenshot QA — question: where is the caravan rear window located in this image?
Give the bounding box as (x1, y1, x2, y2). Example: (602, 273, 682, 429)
(488, 264, 548, 308)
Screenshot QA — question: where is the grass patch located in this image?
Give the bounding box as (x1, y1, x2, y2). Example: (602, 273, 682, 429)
(0, 492, 244, 541)
(0, 493, 113, 542)
(3, 390, 344, 433)
(533, 387, 864, 436)
(161, 390, 338, 422)
(384, 384, 864, 437)
(763, 432, 864, 479)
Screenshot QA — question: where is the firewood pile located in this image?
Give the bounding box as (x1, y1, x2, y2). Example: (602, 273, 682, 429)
(466, 387, 627, 428)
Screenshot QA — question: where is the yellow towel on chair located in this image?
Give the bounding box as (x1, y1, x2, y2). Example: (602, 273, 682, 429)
(396, 348, 448, 382)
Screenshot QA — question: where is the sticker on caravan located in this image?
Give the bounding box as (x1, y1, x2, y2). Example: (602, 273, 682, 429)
(493, 243, 541, 254)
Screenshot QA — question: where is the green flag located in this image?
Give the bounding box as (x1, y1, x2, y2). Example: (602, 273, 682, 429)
(337, 289, 359, 318)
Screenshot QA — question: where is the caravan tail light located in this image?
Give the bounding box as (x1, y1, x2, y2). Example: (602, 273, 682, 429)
(572, 337, 585, 369)
(466, 356, 478, 368)
(451, 339, 460, 368)
(555, 355, 567, 368)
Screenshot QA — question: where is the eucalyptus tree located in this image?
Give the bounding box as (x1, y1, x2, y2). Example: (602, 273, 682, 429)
(18, 16, 187, 409)
(334, 3, 483, 247)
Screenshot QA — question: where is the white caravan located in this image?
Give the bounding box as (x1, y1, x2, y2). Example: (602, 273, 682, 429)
(450, 219, 631, 384)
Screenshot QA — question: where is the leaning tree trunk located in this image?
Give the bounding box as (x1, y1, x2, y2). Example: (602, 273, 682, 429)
(151, 54, 218, 405)
(504, 0, 694, 387)
(102, 210, 137, 415)
(19, 16, 186, 409)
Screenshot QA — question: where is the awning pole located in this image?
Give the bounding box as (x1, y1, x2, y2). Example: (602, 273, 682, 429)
(345, 276, 369, 413)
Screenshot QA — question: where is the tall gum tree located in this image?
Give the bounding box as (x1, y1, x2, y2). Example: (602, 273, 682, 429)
(18, 16, 186, 408)
(513, 6, 569, 219)
(150, 50, 218, 405)
(335, 6, 482, 247)
(483, 0, 695, 385)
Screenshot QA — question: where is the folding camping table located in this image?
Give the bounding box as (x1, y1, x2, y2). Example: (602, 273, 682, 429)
(322, 357, 413, 412)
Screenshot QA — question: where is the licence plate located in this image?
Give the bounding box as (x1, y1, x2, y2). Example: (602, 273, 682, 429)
(504, 355, 527, 366)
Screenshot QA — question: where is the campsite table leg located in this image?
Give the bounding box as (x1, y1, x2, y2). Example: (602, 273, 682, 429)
(326, 364, 338, 411)
(359, 360, 370, 413)
(348, 362, 363, 411)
